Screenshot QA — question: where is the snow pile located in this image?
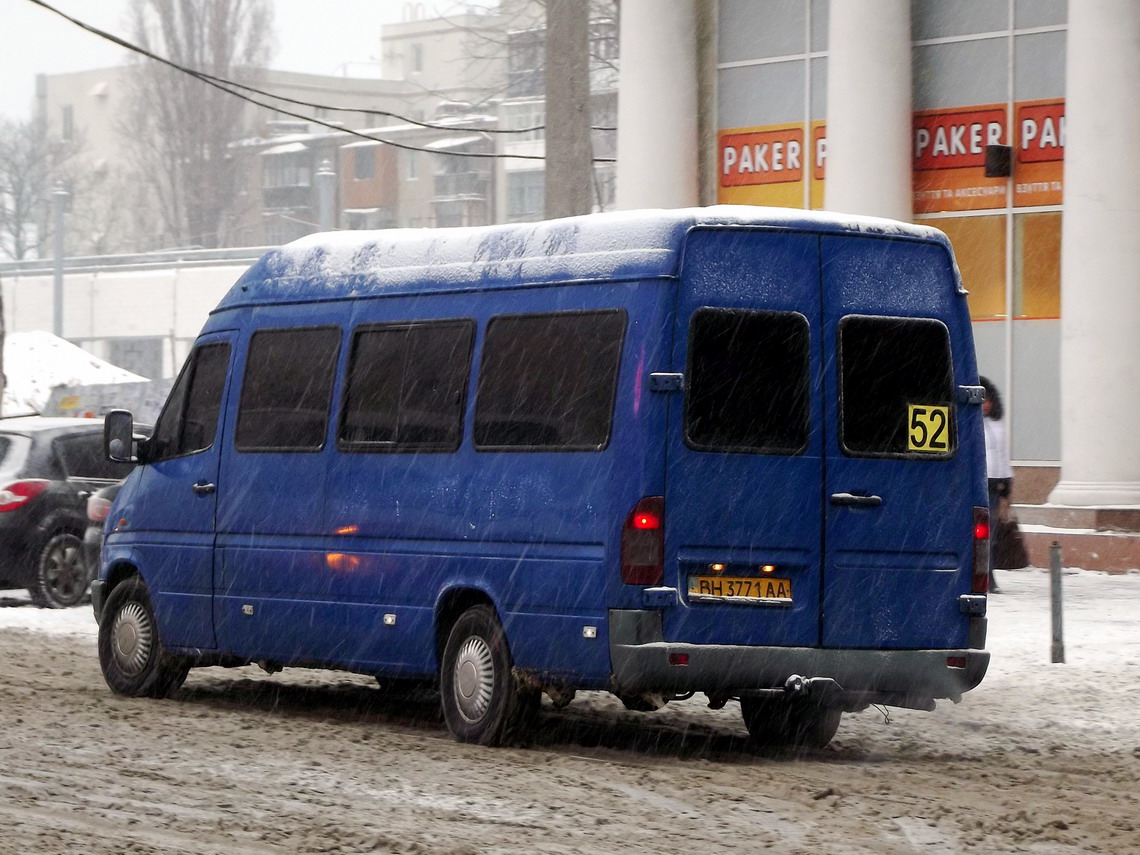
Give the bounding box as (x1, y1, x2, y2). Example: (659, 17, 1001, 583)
(2, 331, 146, 416)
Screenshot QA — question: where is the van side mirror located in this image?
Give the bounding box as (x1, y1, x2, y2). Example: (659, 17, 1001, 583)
(105, 409, 139, 463)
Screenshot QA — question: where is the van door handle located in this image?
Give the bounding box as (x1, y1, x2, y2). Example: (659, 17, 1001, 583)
(191, 481, 216, 495)
(830, 492, 882, 508)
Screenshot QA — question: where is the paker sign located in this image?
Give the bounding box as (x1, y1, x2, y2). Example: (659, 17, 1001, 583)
(719, 127, 805, 186)
(913, 108, 1006, 170)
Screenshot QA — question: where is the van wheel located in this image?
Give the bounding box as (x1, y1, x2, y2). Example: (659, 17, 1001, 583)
(740, 696, 842, 750)
(98, 577, 189, 698)
(440, 606, 538, 745)
(29, 532, 88, 609)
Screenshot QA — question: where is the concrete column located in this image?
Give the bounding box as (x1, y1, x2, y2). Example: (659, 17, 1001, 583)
(824, 0, 913, 222)
(1049, 1, 1140, 506)
(614, 0, 699, 210)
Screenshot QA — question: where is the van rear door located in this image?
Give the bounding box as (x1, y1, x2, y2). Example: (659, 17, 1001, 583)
(664, 228, 824, 647)
(665, 229, 977, 654)
(820, 235, 976, 649)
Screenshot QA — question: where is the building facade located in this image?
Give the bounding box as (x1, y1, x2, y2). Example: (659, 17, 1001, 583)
(618, 0, 1140, 508)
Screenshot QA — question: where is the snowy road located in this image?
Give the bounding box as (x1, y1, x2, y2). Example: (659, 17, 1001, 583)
(0, 567, 1137, 854)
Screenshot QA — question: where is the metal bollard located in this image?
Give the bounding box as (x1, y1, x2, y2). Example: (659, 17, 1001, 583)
(1050, 541, 1065, 664)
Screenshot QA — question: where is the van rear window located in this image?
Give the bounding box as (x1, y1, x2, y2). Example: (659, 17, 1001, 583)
(236, 327, 340, 452)
(685, 308, 810, 454)
(839, 315, 955, 458)
(474, 310, 626, 451)
(339, 319, 474, 452)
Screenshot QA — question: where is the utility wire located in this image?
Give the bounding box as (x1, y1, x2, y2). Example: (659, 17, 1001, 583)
(25, 0, 618, 162)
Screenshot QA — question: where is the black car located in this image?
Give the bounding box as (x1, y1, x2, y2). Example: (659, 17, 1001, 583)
(0, 417, 139, 608)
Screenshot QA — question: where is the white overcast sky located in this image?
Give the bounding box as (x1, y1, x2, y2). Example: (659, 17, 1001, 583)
(0, 0, 488, 121)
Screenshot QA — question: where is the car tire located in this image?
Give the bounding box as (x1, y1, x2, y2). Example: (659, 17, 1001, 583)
(740, 696, 842, 751)
(29, 532, 89, 609)
(98, 576, 189, 698)
(439, 605, 538, 746)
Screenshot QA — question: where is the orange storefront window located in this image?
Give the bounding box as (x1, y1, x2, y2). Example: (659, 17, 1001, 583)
(1014, 212, 1061, 319)
(935, 216, 1007, 320)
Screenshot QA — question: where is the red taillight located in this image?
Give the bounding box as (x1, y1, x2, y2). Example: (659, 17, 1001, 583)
(972, 505, 990, 593)
(621, 496, 664, 585)
(0, 480, 50, 513)
(87, 493, 114, 524)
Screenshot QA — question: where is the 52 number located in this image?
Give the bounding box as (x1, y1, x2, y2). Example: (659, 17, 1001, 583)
(908, 404, 949, 452)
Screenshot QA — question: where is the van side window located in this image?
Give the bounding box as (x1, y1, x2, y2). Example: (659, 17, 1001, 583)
(839, 315, 956, 458)
(474, 310, 626, 451)
(685, 308, 810, 454)
(235, 327, 340, 452)
(149, 342, 230, 460)
(339, 319, 474, 452)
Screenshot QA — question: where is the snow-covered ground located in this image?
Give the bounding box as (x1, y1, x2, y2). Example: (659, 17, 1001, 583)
(1, 566, 1138, 854)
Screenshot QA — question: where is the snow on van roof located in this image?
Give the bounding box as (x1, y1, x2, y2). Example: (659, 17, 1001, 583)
(217, 206, 946, 310)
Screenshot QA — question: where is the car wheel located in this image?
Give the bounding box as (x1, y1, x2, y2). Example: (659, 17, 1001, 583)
(98, 576, 189, 698)
(29, 532, 88, 609)
(740, 696, 842, 751)
(439, 605, 538, 746)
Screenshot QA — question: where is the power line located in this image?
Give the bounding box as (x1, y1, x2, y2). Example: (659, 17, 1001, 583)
(24, 0, 618, 155)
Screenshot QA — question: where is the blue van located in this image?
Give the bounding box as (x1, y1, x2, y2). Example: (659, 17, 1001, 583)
(94, 207, 990, 749)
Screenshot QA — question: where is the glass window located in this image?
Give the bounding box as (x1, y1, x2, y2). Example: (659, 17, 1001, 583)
(56, 434, 135, 480)
(506, 170, 545, 222)
(1014, 31, 1066, 100)
(719, 0, 806, 63)
(912, 0, 1007, 40)
(719, 60, 807, 128)
(1015, 0, 1066, 29)
(354, 146, 376, 181)
(913, 39, 1008, 111)
(686, 308, 810, 454)
(934, 216, 1007, 319)
(839, 315, 956, 458)
(149, 342, 230, 461)
(236, 328, 340, 452)
(810, 0, 828, 52)
(1014, 212, 1061, 319)
(340, 320, 474, 452)
(474, 310, 626, 451)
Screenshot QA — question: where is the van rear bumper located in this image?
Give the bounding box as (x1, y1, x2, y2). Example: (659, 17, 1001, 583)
(609, 609, 989, 705)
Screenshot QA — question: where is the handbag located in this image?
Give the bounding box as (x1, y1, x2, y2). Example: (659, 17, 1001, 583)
(993, 496, 1029, 569)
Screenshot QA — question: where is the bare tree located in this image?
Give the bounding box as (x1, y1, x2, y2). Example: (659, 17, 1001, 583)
(122, 0, 272, 250)
(406, 0, 619, 218)
(0, 116, 82, 261)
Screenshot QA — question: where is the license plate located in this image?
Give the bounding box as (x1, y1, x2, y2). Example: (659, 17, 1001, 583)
(687, 575, 792, 603)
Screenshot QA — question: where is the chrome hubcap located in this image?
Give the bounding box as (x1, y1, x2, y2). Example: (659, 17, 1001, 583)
(111, 601, 154, 676)
(453, 635, 495, 723)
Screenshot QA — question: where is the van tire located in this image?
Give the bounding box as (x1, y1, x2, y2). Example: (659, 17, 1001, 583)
(740, 696, 842, 750)
(440, 605, 537, 746)
(98, 577, 189, 699)
(29, 532, 88, 609)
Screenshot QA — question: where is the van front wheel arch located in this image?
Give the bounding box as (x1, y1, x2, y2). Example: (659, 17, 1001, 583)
(98, 576, 189, 698)
(439, 605, 538, 745)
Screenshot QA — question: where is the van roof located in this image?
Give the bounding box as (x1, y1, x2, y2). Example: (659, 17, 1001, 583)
(217, 206, 947, 310)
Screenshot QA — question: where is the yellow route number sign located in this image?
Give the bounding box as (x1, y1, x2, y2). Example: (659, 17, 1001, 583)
(907, 404, 951, 453)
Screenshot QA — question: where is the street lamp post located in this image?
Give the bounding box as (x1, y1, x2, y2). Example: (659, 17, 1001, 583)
(51, 183, 69, 339)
